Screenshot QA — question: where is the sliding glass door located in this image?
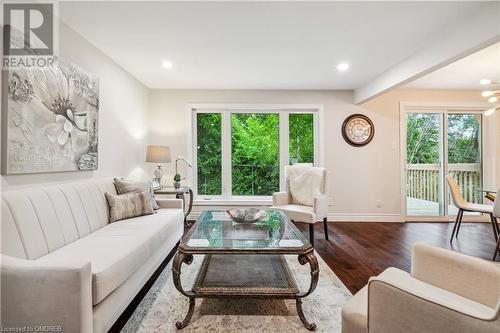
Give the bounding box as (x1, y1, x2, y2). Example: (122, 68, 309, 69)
(406, 113, 444, 216)
(447, 114, 482, 215)
(405, 111, 482, 218)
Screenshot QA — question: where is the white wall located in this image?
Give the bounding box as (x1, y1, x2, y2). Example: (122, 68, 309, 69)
(1, 22, 150, 190)
(148, 89, 498, 221)
(148, 89, 402, 221)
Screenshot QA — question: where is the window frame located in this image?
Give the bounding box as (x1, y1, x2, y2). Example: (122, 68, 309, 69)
(188, 103, 324, 203)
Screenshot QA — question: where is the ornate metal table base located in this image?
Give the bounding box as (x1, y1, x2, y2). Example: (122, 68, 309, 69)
(172, 251, 319, 330)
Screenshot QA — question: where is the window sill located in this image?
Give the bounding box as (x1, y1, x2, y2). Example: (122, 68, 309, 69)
(194, 198, 273, 206)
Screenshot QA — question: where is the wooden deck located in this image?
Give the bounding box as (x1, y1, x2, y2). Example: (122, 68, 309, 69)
(407, 197, 460, 216)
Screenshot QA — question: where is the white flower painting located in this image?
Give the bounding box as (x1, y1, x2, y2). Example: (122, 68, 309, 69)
(3, 57, 99, 174)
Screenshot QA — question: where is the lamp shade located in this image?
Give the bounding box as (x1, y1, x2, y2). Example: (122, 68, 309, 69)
(146, 145, 171, 163)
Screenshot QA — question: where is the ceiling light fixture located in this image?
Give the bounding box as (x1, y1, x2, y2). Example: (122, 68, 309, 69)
(480, 79, 499, 116)
(484, 107, 498, 117)
(336, 62, 350, 72)
(162, 60, 173, 69)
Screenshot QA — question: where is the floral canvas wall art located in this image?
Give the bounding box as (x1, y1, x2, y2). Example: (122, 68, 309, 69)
(2, 57, 99, 174)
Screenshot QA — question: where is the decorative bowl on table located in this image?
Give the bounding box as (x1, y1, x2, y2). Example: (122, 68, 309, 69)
(227, 208, 268, 224)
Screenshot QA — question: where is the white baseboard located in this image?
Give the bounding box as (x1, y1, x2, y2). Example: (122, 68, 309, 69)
(327, 214, 403, 222)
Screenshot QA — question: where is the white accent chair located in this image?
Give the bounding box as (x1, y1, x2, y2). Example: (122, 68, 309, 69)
(492, 191, 500, 260)
(446, 175, 498, 243)
(342, 243, 500, 333)
(271, 165, 328, 247)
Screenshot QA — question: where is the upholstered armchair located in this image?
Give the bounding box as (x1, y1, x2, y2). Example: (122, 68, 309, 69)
(271, 165, 328, 247)
(342, 243, 500, 333)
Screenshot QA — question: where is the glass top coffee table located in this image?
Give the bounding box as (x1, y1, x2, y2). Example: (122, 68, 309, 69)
(172, 209, 319, 330)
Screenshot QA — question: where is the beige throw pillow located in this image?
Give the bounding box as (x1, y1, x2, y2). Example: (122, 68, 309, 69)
(113, 178, 159, 210)
(105, 190, 154, 223)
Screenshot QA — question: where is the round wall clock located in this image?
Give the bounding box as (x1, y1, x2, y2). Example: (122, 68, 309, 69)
(341, 114, 374, 147)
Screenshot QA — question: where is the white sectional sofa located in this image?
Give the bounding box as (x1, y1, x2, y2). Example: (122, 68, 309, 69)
(1, 178, 184, 332)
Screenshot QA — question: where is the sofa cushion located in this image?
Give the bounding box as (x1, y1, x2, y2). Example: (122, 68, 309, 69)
(1, 179, 115, 260)
(36, 208, 184, 305)
(105, 190, 153, 223)
(113, 178, 159, 210)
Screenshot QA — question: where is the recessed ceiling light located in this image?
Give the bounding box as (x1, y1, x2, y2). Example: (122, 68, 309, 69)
(480, 79, 492, 85)
(162, 60, 173, 69)
(482, 91, 493, 97)
(336, 62, 350, 72)
(488, 96, 498, 103)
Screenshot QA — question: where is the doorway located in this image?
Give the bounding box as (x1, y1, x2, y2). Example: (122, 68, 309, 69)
(402, 107, 484, 219)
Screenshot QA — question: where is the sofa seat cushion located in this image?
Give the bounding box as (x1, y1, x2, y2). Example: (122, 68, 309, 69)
(36, 208, 183, 305)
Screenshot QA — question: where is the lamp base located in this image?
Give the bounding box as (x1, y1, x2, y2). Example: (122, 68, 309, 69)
(154, 165, 163, 184)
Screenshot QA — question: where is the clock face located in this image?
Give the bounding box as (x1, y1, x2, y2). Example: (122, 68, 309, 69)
(342, 114, 374, 146)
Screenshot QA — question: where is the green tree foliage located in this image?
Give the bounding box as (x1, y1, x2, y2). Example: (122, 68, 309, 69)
(289, 114, 314, 163)
(232, 113, 280, 195)
(406, 114, 480, 164)
(406, 114, 440, 164)
(447, 115, 480, 163)
(197, 113, 222, 195)
(197, 113, 315, 196)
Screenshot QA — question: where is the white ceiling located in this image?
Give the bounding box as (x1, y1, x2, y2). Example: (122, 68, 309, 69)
(403, 42, 500, 90)
(60, 1, 483, 90)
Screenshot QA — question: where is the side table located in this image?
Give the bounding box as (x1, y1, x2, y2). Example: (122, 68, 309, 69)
(155, 186, 193, 227)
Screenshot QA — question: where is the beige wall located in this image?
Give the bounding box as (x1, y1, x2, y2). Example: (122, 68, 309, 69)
(2, 25, 496, 220)
(363, 89, 499, 197)
(1, 22, 150, 190)
(148, 89, 497, 221)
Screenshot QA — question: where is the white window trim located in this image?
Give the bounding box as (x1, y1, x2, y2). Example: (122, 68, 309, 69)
(186, 103, 325, 203)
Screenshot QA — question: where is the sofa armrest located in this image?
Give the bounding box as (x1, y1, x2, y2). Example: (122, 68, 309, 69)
(156, 198, 184, 210)
(272, 192, 289, 206)
(411, 243, 500, 309)
(367, 269, 500, 333)
(313, 195, 328, 219)
(1, 255, 92, 332)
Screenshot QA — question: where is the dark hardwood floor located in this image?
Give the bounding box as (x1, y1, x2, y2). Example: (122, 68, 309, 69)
(294, 221, 499, 294)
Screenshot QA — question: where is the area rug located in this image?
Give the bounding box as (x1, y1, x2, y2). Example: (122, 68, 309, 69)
(121, 253, 352, 332)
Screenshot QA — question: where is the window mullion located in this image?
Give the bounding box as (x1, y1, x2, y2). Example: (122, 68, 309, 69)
(279, 112, 289, 191)
(221, 111, 232, 198)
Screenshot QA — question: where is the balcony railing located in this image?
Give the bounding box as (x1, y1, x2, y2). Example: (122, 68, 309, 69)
(406, 163, 481, 204)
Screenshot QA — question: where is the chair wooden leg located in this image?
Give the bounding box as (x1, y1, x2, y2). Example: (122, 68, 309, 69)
(493, 234, 500, 261)
(493, 216, 499, 235)
(490, 214, 498, 241)
(323, 217, 329, 241)
(450, 209, 462, 243)
(455, 209, 464, 238)
(309, 224, 314, 247)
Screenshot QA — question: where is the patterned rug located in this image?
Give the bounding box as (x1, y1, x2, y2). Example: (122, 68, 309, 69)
(121, 253, 351, 333)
